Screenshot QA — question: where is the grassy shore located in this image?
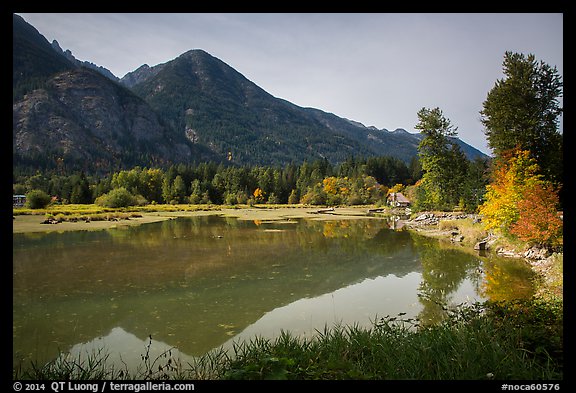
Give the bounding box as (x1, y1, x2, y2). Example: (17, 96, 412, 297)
(12, 204, 381, 234)
(15, 299, 563, 380)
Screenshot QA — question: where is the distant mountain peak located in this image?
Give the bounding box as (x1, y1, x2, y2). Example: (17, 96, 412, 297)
(51, 39, 63, 52)
(120, 63, 165, 88)
(50, 38, 119, 82)
(180, 48, 212, 57)
(391, 128, 411, 135)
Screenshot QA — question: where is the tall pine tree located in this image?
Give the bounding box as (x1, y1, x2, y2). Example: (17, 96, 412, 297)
(480, 51, 563, 185)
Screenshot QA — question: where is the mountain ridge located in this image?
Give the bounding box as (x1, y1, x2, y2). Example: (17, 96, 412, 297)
(13, 14, 489, 175)
(118, 48, 487, 163)
(50, 39, 120, 82)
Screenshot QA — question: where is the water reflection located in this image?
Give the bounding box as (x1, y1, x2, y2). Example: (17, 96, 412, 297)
(13, 215, 534, 373)
(410, 235, 484, 325)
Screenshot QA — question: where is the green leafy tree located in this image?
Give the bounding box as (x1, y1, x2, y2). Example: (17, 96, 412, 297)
(288, 189, 300, 204)
(189, 179, 203, 204)
(25, 189, 51, 209)
(414, 107, 468, 210)
(267, 192, 280, 204)
(13, 183, 27, 195)
(480, 51, 563, 184)
(300, 183, 326, 205)
(408, 156, 423, 185)
(93, 175, 112, 199)
(173, 175, 187, 203)
(112, 168, 140, 195)
(25, 173, 49, 193)
(460, 157, 490, 212)
(138, 168, 164, 203)
(161, 176, 174, 204)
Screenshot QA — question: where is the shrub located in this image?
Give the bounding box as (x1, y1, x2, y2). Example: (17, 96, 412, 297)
(94, 188, 137, 208)
(133, 194, 149, 206)
(300, 185, 326, 205)
(267, 193, 280, 204)
(25, 189, 52, 209)
(288, 189, 299, 205)
(224, 192, 238, 205)
(236, 191, 249, 205)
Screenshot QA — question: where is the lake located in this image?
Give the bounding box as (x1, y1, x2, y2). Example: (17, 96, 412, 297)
(13, 214, 535, 374)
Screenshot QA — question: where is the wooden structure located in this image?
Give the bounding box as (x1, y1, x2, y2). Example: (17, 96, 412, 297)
(387, 192, 410, 207)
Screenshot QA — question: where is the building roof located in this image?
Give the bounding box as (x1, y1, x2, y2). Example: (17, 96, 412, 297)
(388, 192, 410, 203)
(395, 192, 410, 203)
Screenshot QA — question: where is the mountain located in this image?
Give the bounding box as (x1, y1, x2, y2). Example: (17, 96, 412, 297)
(50, 39, 120, 82)
(123, 49, 488, 166)
(13, 14, 215, 174)
(120, 63, 167, 88)
(124, 49, 376, 165)
(13, 14, 75, 100)
(13, 14, 488, 174)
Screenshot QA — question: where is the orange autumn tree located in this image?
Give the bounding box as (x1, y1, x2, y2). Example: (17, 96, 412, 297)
(478, 148, 562, 247)
(510, 182, 563, 247)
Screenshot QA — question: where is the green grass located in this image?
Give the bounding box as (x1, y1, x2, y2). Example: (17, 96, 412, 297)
(12, 203, 220, 216)
(219, 299, 562, 380)
(14, 299, 563, 380)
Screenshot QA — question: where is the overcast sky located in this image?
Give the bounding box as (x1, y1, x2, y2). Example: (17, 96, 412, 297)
(17, 13, 563, 155)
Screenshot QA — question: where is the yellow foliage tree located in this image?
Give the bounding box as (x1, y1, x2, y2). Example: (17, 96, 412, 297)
(253, 187, 264, 203)
(478, 149, 543, 235)
(322, 177, 339, 195)
(388, 183, 404, 195)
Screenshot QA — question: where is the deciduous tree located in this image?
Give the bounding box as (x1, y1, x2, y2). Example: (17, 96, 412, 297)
(414, 107, 468, 210)
(478, 148, 561, 247)
(510, 182, 562, 247)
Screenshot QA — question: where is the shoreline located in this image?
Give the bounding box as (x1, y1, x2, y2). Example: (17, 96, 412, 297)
(12, 206, 385, 234)
(401, 212, 563, 301)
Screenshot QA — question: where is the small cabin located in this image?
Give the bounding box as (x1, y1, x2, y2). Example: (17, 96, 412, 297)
(387, 192, 410, 207)
(13, 194, 26, 207)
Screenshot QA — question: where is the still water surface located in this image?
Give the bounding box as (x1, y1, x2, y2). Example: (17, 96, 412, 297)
(13, 215, 534, 372)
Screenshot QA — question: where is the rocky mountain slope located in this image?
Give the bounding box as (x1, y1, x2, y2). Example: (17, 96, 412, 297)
(124, 49, 487, 166)
(13, 14, 488, 174)
(13, 14, 214, 174)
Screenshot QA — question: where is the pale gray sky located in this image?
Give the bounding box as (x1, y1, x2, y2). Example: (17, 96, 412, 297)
(16, 13, 563, 155)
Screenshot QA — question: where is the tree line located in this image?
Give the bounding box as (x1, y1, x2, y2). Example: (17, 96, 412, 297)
(13, 156, 424, 207)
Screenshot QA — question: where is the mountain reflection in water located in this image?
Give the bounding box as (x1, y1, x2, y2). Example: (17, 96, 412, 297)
(13, 215, 534, 372)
